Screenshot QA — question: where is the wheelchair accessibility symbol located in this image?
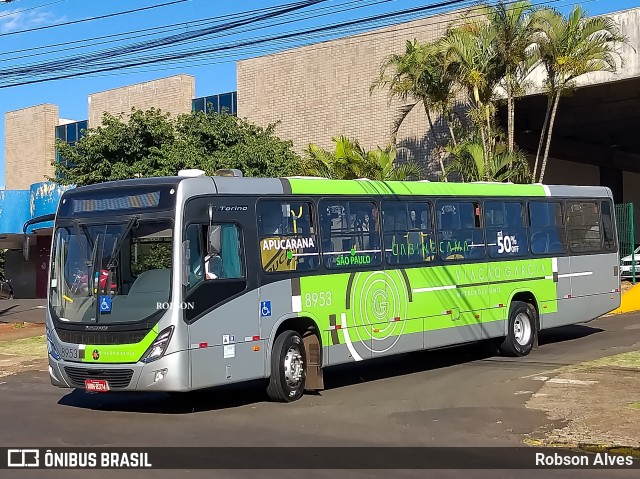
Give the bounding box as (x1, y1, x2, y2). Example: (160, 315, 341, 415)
(260, 301, 271, 318)
(99, 295, 112, 314)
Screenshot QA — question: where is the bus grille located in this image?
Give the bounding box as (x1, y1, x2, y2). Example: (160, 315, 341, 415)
(64, 367, 134, 389)
(56, 329, 147, 345)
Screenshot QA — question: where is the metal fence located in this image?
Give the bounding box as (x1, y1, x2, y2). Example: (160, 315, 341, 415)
(615, 203, 636, 284)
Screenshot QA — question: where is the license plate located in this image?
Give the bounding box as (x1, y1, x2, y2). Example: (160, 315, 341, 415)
(85, 379, 110, 392)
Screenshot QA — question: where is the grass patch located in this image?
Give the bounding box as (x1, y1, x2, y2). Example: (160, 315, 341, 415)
(565, 350, 640, 371)
(12, 322, 26, 329)
(0, 335, 46, 357)
(630, 402, 640, 411)
(524, 439, 640, 457)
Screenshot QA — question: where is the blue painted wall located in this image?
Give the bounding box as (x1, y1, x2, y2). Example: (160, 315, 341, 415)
(0, 190, 31, 234)
(0, 181, 72, 234)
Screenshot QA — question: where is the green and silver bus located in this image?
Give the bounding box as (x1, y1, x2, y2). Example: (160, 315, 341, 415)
(46, 172, 621, 402)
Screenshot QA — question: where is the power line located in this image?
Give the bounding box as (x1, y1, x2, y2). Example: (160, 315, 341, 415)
(0, 0, 372, 78)
(0, 0, 391, 64)
(0, 0, 470, 84)
(0, 0, 189, 37)
(0, 0, 599, 88)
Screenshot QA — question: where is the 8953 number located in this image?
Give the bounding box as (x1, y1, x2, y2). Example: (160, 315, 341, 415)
(304, 292, 332, 308)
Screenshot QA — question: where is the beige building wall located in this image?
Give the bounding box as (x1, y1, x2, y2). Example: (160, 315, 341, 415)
(237, 11, 462, 179)
(4, 104, 59, 190)
(88, 74, 196, 127)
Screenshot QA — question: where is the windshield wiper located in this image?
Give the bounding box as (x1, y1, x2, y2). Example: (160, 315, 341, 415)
(73, 219, 92, 268)
(88, 232, 102, 297)
(106, 215, 139, 270)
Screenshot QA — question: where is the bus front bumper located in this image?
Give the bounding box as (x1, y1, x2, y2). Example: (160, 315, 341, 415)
(48, 350, 191, 392)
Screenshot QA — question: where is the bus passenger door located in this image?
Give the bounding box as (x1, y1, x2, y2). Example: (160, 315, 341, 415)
(184, 215, 263, 389)
(565, 200, 619, 322)
(432, 200, 486, 347)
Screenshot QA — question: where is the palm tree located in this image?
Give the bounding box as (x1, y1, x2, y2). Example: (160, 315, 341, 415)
(486, 1, 538, 153)
(532, 6, 627, 183)
(303, 136, 367, 180)
(361, 146, 422, 181)
(302, 136, 421, 181)
(440, 19, 505, 161)
(370, 40, 458, 180)
(445, 132, 532, 183)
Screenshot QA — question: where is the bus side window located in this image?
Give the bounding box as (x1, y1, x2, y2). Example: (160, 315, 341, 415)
(205, 224, 245, 280)
(436, 201, 484, 261)
(258, 201, 319, 273)
(529, 201, 566, 255)
(382, 200, 435, 265)
(186, 223, 204, 289)
(567, 202, 602, 253)
(319, 200, 382, 269)
(485, 201, 528, 258)
(601, 201, 617, 252)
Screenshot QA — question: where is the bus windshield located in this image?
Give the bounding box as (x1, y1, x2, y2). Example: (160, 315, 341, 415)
(49, 219, 173, 324)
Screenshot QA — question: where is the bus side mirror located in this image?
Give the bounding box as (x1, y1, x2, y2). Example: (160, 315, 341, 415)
(208, 225, 221, 255)
(22, 235, 30, 262)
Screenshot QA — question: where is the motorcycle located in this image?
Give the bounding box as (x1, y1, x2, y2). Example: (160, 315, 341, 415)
(69, 269, 117, 295)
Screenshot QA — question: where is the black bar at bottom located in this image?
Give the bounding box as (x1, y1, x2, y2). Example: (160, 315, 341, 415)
(1, 447, 638, 469)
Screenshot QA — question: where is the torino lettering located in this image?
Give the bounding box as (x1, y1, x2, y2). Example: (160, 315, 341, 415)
(156, 302, 195, 310)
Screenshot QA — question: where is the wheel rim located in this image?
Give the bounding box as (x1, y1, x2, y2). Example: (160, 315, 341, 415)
(283, 345, 304, 388)
(513, 312, 532, 346)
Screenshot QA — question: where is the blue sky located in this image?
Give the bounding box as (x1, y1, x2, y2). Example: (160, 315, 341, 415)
(0, 0, 637, 188)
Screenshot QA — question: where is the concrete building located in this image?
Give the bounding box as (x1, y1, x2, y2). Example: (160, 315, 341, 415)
(1, 75, 236, 298)
(237, 10, 460, 179)
(237, 5, 640, 224)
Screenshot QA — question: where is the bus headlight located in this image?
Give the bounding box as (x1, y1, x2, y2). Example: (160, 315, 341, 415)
(141, 326, 174, 363)
(46, 326, 60, 360)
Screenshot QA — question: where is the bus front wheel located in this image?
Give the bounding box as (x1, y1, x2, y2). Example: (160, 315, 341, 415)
(266, 330, 307, 402)
(500, 301, 536, 357)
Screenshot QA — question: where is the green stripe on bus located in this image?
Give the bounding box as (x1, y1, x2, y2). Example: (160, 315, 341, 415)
(298, 258, 557, 345)
(286, 179, 548, 197)
(81, 326, 158, 364)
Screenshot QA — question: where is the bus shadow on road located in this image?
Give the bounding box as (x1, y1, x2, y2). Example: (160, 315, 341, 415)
(57, 379, 270, 414)
(537, 323, 603, 346)
(322, 323, 603, 391)
(56, 323, 603, 413)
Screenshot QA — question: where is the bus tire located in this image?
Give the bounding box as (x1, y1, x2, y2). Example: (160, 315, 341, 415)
(266, 330, 306, 402)
(499, 301, 535, 357)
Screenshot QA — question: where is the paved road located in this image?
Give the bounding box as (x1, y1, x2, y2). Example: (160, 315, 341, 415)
(1, 314, 639, 479)
(0, 300, 46, 324)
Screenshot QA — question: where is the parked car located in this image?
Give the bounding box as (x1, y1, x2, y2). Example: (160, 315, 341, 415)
(0, 273, 14, 299)
(620, 246, 640, 279)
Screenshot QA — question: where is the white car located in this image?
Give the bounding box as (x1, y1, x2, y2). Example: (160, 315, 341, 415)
(620, 246, 640, 278)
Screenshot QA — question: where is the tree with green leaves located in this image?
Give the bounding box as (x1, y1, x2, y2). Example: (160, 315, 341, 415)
(53, 108, 303, 186)
(445, 130, 532, 183)
(303, 136, 421, 181)
(531, 6, 627, 183)
(440, 16, 505, 163)
(370, 39, 458, 180)
(487, 1, 538, 154)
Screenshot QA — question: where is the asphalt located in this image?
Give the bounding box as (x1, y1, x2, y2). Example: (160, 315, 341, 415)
(0, 299, 46, 324)
(1, 313, 639, 479)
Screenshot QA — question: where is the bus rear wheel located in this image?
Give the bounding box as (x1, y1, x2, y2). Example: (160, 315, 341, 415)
(266, 330, 307, 402)
(500, 301, 536, 357)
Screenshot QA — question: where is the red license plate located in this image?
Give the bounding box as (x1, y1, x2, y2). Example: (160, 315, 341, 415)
(85, 379, 110, 392)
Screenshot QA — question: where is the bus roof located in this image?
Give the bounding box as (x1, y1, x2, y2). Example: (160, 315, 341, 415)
(67, 175, 613, 199)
